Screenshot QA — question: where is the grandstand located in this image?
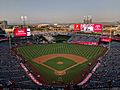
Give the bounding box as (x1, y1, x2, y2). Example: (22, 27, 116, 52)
(0, 28, 8, 42)
(11, 35, 49, 47)
(85, 47, 120, 89)
(68, 34, 100, 46)
(0, 31, 120, 89)
(0, 43, 39, 89)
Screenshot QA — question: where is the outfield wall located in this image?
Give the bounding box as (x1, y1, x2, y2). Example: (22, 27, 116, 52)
(72, 41, 99, 46)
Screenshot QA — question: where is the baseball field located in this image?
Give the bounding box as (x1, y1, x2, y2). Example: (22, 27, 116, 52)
(17, 43, 107, 84)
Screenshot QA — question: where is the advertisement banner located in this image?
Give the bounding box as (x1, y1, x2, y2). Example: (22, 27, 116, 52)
(73, 24, 102, 33)
(100, 38, 111, 42)
(14, 28, 27, 37)
(72, 41, 98, 46)
(81, 24, 94, 32)
(27, 28, 31, 36)
(74, 24, 81, 32)
(14, 28, 31, 37)
(94, 24, 102, 32)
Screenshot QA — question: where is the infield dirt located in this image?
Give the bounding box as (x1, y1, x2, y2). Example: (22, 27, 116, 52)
(33, 54, 87, 76)
(33, 54, 87, 64)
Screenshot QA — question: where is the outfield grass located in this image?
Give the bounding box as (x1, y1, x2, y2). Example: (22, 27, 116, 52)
(18, 43, 105, 60)
(43, 57, 77, 70)
(17, 43, 106, 84)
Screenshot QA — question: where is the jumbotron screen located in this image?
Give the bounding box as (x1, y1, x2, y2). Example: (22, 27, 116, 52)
(74, 24, 102, 32)
(14, 28, 31, 37)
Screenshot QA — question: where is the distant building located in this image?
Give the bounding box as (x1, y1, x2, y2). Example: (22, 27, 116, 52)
(69, 24, 74, 31)
(37, 24, 49, 28)
(114, 30, 120, 35)
(52, 27, 69, 32)
(0, 20, 8, 30)
(50, 24, 69, 32)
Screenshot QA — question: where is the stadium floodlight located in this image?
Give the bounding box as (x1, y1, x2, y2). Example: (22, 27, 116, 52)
(21, 16, 24, 20)
(88, 16, 92, 24)
(83, 16, 92, 24)
(21, 16, 27, 27)
(24, 16, 27, 20)
(83, 16, 86, 24)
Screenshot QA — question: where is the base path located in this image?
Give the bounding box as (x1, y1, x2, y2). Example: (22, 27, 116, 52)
(33, 54, 87, 64)
(33, 54, 88, 76)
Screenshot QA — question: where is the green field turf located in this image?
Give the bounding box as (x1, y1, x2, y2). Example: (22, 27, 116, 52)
(17, 43, 107, 84)
(43, 57, 77, 70)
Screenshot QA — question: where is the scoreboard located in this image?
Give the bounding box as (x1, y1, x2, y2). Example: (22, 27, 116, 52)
(14, 28, 31, 37)
(73, 24, 102, 33)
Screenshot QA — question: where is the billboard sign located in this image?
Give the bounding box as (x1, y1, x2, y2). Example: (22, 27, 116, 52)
(100, 38, 111, 42)
(73, 24, 102, 33)
(81, 24, 94, 32)
(74, 24, 81, 32)
(94, 24, 102, 32)
(72, 41, 98, 46)
(14, 28, 27, 37)
(14, 28, 31, 37)
(27, 28, 31, 36)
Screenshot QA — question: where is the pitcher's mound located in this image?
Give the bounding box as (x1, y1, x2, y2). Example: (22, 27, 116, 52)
(57, 61, 64, 65)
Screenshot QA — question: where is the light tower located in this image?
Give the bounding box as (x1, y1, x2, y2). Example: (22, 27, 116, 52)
(21, 16, 27, 27)
(88, 16, 92, 24)
(83, 16, 88, 24)
(83, 16, 92, 24)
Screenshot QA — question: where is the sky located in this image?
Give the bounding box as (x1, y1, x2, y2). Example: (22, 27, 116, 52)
(0, 0, 120, 24)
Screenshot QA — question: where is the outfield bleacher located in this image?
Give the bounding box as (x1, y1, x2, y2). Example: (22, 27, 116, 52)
(68, 34, 100, 46)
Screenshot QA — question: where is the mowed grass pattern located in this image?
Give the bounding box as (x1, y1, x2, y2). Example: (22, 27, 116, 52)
(43, 57, 77, 70)
(17, 43, 106, 83)
(18, 43, 104, 60)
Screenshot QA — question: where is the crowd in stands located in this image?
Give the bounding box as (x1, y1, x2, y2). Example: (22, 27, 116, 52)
(11, 35, 49, 47)
(110, 41, 120, 48)
(0, 28, 6, 34)
(0, 41, 120, 89)
(42, 33, 55, 42)
(0, 28, 8, 42)
(82, 42, 120, 89)
(11, 34, 72, 47)
(0, 30, 120, 89)
(0, 42, 40, 89)
(0, 42, 67, 89)
(68, 34, 100, 43)
(32, 31, 73, 36)
(0, 35, 8, 42)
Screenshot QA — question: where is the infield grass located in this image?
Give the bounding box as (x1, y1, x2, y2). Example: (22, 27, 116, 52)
(43, 57, 77, 70)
